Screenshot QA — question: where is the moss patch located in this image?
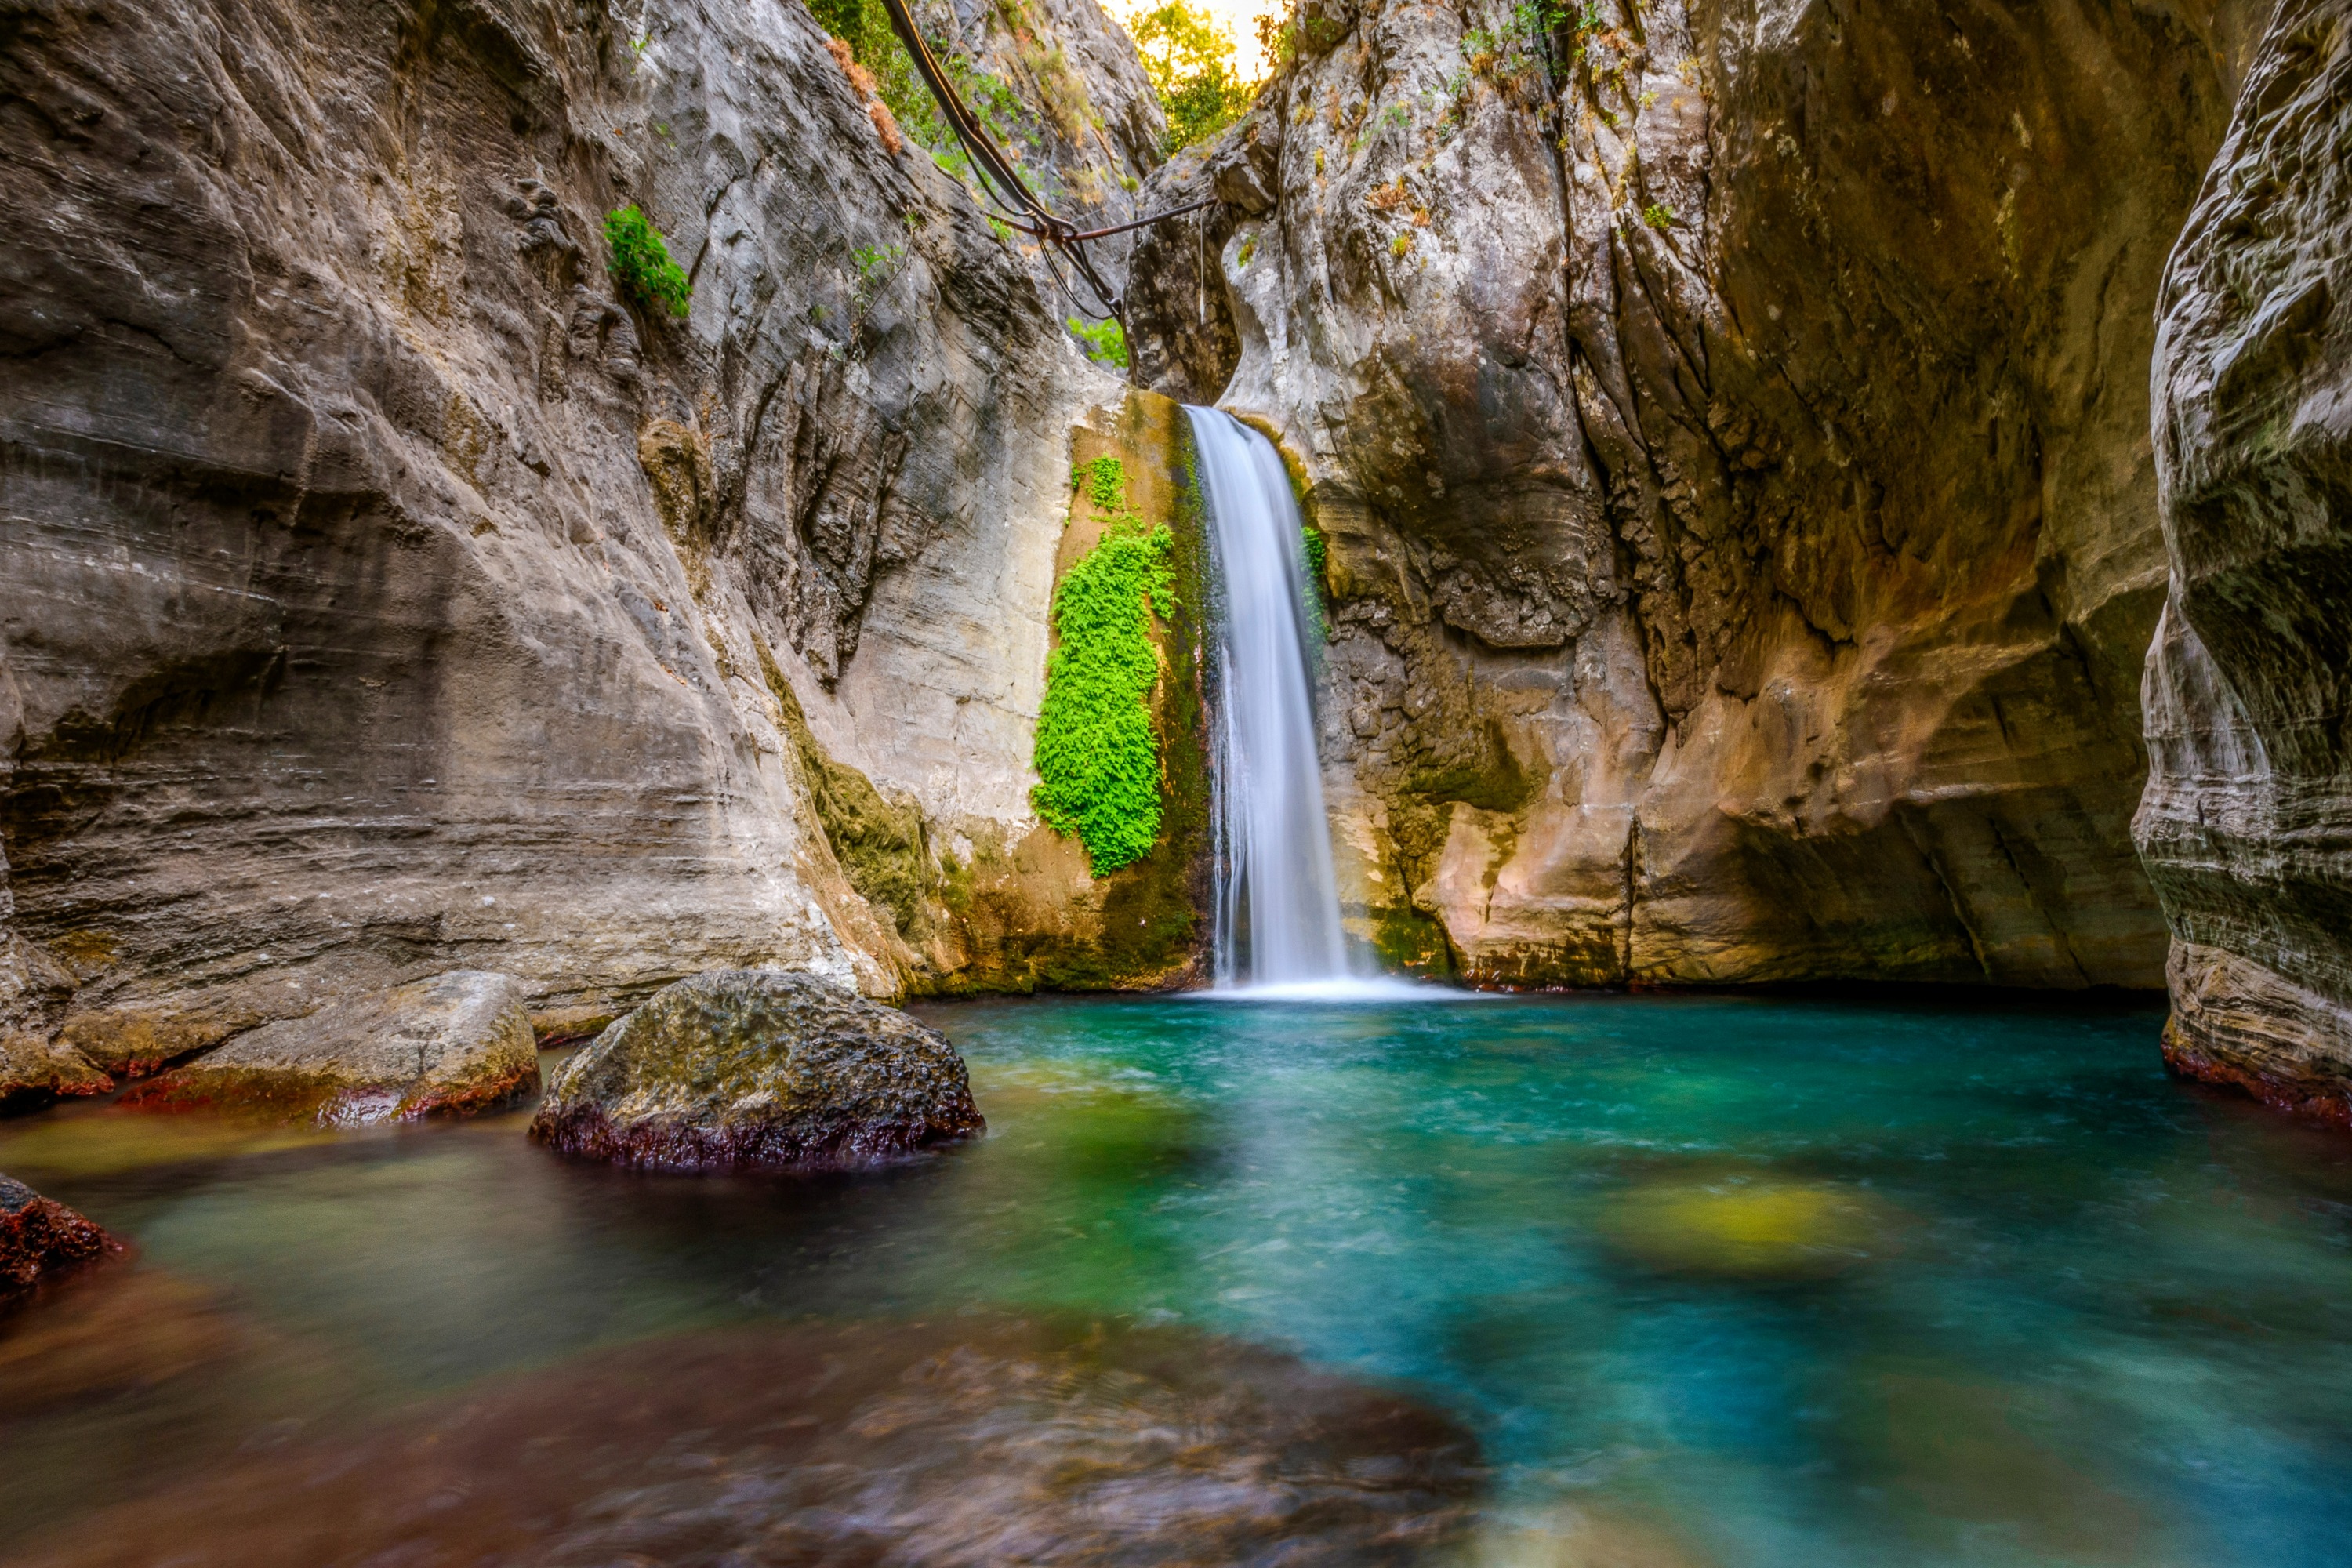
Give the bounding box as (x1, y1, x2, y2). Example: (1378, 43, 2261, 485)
(1399, 720, 1535, 815)
(1299, 521, 1330, 643)
(1370, 902, 1456, 980)
(1033, 456, 1178, 876)
(757, 640, 931, 938)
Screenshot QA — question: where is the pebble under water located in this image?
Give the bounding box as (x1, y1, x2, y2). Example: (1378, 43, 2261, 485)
(2, 993, 2350, 1566)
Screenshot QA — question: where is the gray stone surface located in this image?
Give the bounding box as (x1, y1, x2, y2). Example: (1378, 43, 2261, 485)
(531, 967, 983, 1168)
(2134, 0, 2352, 1123)
(0, 0, 1153, 1099)
(125, 970, 539, 1125)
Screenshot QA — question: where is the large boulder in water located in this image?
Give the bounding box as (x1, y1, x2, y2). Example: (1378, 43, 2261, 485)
(1, 1175, 117, 1298)
(122, 971, 539, 1127)
(530, 970, 983, 1171)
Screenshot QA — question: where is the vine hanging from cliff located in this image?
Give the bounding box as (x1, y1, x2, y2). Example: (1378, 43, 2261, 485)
(1033, 456, 1176, 874)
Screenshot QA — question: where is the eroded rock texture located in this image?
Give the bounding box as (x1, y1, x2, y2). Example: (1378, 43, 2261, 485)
(0, 0, 1179, 1105)
(2135, 0, 2352, 1124)
(1131, 0, 2261, 987)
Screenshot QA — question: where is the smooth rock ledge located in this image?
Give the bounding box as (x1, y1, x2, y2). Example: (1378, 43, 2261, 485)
(122, 971, 539, 1127)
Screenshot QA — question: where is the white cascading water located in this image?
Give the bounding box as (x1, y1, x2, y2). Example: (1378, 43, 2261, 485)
(1185, 405, 1352, 991)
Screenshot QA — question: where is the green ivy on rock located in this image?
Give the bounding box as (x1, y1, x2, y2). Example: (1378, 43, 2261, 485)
(604, 206, 691, 317)
(1033, 456, 1176, 876)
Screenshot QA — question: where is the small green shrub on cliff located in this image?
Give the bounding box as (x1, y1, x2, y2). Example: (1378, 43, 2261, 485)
(1068, 315, 1129, 369)
(1299, 522, 1330, 642)
(1033, 458, 1176, 875)
(605, 206, 691, 317)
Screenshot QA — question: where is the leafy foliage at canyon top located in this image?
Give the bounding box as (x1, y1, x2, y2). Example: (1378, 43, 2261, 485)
(1033, 457, 1176, 874)
(1127, 0, 1254, 151)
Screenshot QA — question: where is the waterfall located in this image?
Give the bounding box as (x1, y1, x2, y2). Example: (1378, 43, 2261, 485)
(1186, 406, 1352, 990)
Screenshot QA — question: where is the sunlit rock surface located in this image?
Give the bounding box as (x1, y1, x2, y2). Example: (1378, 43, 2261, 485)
(531, 967, 984, 1168)
(121, 970, 539, 1125)
(2135, 0, 2352, 1126)
(7, 1317, 1486, 1566)
(0, 0, 1181, 1103)
(1127, 0, 2264, 989)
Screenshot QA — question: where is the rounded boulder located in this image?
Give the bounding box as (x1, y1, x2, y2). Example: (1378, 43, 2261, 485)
(529, 970, 983, 1171)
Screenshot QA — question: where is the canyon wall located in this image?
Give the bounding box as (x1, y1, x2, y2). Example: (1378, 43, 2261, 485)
(1128, 0, 2265, 989)
(0, 0, 1188, 1108)
(2136, 0, 2352, 1123)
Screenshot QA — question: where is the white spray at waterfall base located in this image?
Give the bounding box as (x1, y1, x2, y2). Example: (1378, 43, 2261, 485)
(1190, 406, 1439, 999)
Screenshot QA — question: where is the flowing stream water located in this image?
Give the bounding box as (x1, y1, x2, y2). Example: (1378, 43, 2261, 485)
(3, 996, 2350, 1565)
(1185, 405, 1352, 992)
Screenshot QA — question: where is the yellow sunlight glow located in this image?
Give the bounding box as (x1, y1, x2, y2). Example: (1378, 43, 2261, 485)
(1121, 0, 1284, 83)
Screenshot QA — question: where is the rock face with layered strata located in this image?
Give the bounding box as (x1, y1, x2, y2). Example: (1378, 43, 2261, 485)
(530, 967, 983, 1168)
(0, 0, 1189, 1112)
(123, 970, 539, 1125)
(1129, 0, 2260, 989)
(2134, 0, 2352, 1126)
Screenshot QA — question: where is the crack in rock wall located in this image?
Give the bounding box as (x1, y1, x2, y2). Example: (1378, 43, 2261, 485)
(1130, 0, 2264, 989)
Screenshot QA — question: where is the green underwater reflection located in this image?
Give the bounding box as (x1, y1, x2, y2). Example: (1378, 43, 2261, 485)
(1, 993, 2348, 1566)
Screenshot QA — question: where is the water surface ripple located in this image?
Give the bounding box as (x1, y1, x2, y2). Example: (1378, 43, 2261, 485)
(2, 993, 2348, 1566)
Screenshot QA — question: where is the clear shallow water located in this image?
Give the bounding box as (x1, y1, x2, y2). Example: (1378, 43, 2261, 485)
(3, 993, 2350, 1566)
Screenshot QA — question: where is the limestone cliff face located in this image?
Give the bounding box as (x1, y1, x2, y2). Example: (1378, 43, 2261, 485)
(1131, 0, 2259, 989)
(0, 0, 1176, 1105)
(2135, 0, 2352, 1123)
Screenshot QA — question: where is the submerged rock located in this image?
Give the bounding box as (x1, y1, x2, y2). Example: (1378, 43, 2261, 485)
(0, 1175, 117, 1297)
(530, 969, 983, 1171)
(1601, 1174, 1906, 1281)
(122, 971, 538, 1127)
(0, 1269, 238, 1415)
(6, 1316, 1483, 1566)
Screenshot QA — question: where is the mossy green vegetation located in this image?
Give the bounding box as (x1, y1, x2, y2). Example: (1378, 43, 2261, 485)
(756, 639, 932, 937)
(1371, 901, 1457, 979)
(1298, 521, 1330, 643)
(1033, 457, 1177, 875)
(1075, 453, 1127, 510)
(1068, 315, 1129, 369)
(604, 206, 691, 317)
